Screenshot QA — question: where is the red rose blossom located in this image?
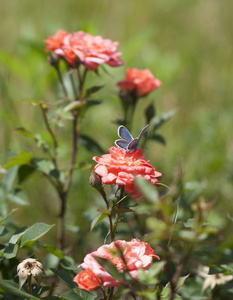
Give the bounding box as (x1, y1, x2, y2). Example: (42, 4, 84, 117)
(93, 146, 162, 199)
(73, 269, 102, 291)
(77, 239, 160, 288)
(117, 67, 162, 97)
(45, 30, 124, 71)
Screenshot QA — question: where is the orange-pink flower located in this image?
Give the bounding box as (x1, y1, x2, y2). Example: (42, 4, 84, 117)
(45, 29, 69, 52)
(73, 269, 102, 291)
(45, 30, 124, 71)
(93, 146, 162, 199)
(78, 239, 160, 288)
(117, 67, 162, 97)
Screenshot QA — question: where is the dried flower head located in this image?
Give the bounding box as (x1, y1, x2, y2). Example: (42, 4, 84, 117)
(17, 258, 44, 289)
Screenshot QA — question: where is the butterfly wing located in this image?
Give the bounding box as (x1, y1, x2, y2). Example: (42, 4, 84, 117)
(137, 124, 149, 140)
(118, 125, 133, 143)
(127, 125, 149, 151)
(115, 139, 129, 150)
(127, 138, 139, 151)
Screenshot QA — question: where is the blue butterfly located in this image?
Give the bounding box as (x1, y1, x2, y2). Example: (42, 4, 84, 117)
(115, 124, 148, 151)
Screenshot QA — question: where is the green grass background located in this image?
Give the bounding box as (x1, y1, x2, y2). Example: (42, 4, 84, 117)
(0, 0, 233, 254)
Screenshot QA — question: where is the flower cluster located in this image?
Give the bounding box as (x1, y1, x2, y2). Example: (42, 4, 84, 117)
(93, 146, 162, 199)
(73, 239, 159, 290)
(45, 29, 124, 71)
(117, 67, 162, 97)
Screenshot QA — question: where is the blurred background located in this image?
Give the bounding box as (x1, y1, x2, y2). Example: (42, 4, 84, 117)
(0, 0, 232, 257)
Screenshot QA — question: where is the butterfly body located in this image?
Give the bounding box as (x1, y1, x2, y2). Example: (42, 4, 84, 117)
(115, 124, 148, 151)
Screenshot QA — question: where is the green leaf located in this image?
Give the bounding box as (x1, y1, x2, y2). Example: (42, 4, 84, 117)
(79, 134, 104, 155)
(9, 226, 28, 244)
(0, 226, 8, 237)
(60, 291, 85, 300)
(135, 177, 160, 203)
(50, 268, 77, 289)
(0, 208, 18, 224)
(31, 158, 53, 174)
(111, 207, 134, 215)
(90, 213, 108, 231)
(2, 166, 18, 192)
(94, 256, 122, 281)
(7, 188, 29, 206)
(3, 243, 18, 259)
(3, 152, 32, 169)
(38, 241, 64, 259)
(0, 280, 41, 300)
(86, 100, 102, 107)
(20, 223, 55, 247)
(152, 108, 178, 132)
(63, 100, 87, 112)
(85, 85, 104, 97)
(150, 134, 166, 145)
(161, 274, 189, 299)
(13, 127, 35, 138)
(18, 165, 35, 184)
(50, 168, 65, 183)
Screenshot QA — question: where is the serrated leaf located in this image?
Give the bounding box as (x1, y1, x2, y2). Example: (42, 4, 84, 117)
(3, 243, 18, 259)
(38, 241, 64, 259)
(20, 223, 55, 247)
(135, 177, 160, 203)
(50, 268, 77, 289)
(90, 213, 108, 231)
(9, 226, 28, 244)
(79, 134, 104, 155)
(3, 152, 32, 169)
(0, 280, 41, 300)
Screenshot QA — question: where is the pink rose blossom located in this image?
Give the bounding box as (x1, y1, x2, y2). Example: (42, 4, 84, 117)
(45, 30, 124, 71)
(76, 239, 160, 288)
(93, 147, 162, 199)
